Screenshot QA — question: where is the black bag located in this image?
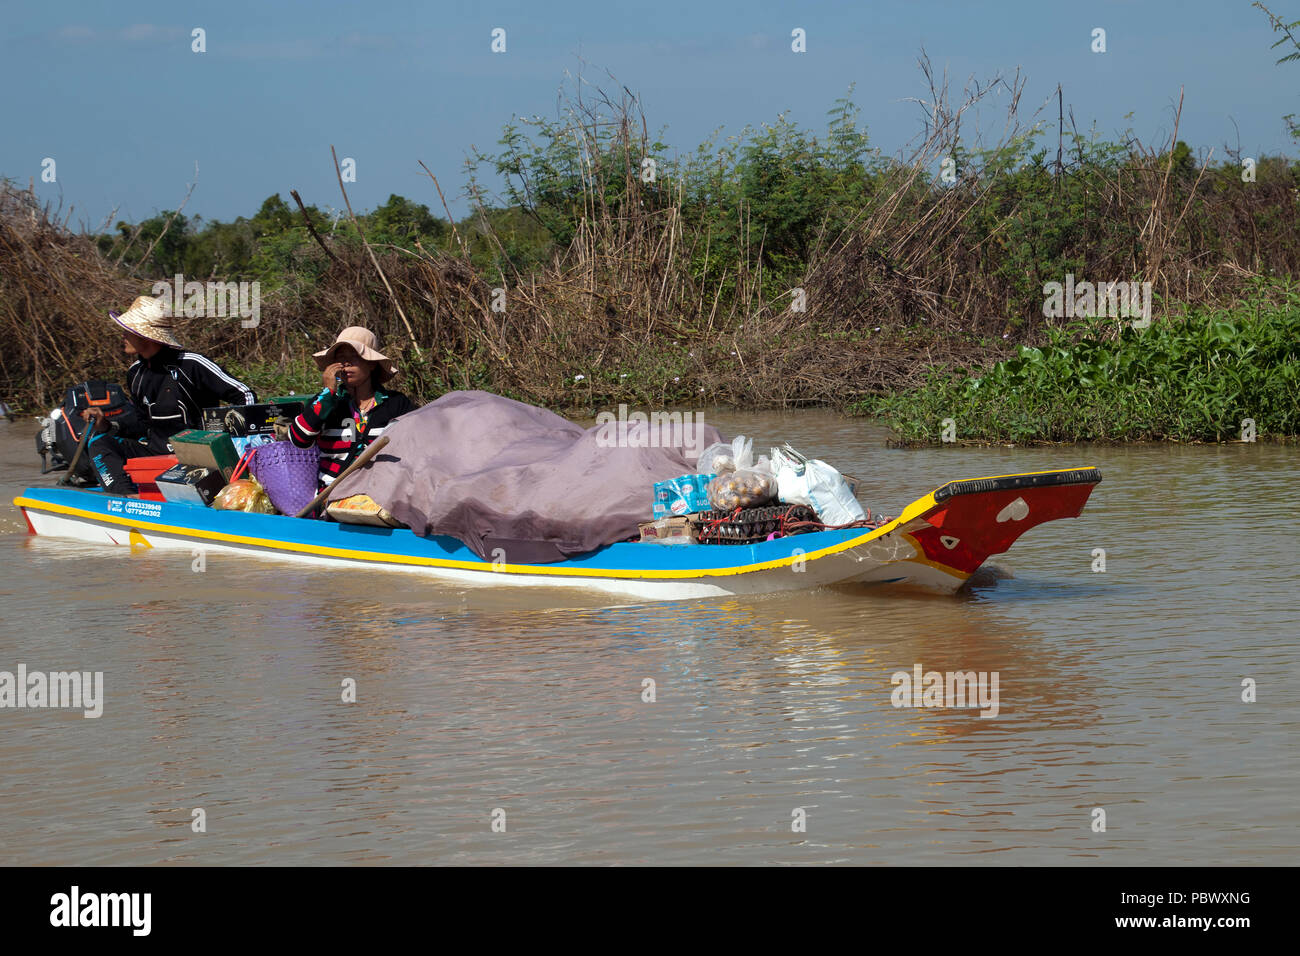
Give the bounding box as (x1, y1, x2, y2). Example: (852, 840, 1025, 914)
(54, 381, 134, 481)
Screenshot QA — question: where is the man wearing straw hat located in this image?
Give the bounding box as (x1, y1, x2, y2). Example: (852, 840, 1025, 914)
(81, 295, 257, 494)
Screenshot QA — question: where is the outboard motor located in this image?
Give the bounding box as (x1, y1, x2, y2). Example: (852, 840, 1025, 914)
(46, 382, 134, 483)
(35, 411, 66, 474)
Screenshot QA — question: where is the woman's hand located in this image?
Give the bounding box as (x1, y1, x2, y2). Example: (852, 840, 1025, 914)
(322, 362, 346, 394)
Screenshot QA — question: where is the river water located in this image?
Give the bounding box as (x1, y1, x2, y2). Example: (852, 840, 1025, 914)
(0, 411, 1295, 865)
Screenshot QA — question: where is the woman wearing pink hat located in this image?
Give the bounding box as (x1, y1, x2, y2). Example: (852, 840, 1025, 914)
(288, 327, 418, 490)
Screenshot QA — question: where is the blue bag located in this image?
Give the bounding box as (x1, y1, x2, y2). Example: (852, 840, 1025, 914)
(653, 473, 716, 518)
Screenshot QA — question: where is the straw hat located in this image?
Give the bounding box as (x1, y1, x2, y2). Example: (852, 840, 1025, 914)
(109, 296, 183, 348)
(313, 326, 398, 383)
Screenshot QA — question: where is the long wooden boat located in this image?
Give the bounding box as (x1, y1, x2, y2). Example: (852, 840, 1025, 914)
(13, 467, 1101, 601)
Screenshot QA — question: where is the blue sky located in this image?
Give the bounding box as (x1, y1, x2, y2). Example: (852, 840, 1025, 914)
(2, 0, 1296, 229)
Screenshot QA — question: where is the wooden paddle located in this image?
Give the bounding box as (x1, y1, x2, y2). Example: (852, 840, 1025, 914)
(295, 435, 390, 518)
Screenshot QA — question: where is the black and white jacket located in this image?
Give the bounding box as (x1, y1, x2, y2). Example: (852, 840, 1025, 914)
(116, 347, 257, 441)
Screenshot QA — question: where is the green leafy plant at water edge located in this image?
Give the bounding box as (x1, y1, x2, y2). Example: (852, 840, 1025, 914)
(853, 282, 1300, 442)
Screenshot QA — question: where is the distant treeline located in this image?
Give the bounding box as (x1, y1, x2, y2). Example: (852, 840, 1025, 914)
(93, 98, 1300, 326)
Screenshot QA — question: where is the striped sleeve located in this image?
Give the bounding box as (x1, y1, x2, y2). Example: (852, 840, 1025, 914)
(181, 352, 257, 406)
(290, 388, 337, 447)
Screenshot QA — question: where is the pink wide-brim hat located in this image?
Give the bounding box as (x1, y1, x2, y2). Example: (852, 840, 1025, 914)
(313, 326, 399, 383)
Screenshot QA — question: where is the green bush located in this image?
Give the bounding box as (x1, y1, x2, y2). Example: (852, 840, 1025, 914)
(854, 280, 1300, 442)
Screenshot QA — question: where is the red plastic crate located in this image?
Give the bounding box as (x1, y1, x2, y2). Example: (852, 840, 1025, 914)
(124, 454, 179, 502)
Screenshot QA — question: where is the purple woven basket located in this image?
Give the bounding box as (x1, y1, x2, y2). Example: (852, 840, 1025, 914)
(250, 441, 320, 515)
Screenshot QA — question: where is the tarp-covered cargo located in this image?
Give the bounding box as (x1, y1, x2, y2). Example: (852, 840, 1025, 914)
(327, 391, 722, 563)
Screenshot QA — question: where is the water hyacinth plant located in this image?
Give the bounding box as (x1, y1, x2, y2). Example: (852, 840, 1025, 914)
(855, 280, 1300, 443)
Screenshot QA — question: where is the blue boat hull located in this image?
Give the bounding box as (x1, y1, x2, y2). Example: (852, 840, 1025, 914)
(13, 467, 1101, 600)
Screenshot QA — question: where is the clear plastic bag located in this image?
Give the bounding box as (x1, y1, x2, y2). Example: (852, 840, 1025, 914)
(706, 466, 776, 511)
(213, 477, 277, 514)
(698, 435, 753, 476)
(697, 442, 735, 476)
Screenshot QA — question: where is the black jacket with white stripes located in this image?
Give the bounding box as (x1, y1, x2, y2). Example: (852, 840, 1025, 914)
(115, 346, 257, 441)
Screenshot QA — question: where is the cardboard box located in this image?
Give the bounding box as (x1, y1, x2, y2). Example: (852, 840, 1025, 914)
(202, 402, 303, 436)
(156, 464, 225, 505)
(169, 429, 240, 481)
(637, 515, 700, 544)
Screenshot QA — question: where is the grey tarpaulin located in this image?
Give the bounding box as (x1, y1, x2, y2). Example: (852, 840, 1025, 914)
(326, 390, 723, 563)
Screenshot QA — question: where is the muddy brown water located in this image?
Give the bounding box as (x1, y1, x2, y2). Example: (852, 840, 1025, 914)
(0, 411, 1295, 865)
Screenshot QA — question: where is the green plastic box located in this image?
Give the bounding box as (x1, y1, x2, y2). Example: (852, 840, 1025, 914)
(169, 429, 240, 481)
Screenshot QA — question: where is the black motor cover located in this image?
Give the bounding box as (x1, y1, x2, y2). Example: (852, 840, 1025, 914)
(54, 381, 134, 481)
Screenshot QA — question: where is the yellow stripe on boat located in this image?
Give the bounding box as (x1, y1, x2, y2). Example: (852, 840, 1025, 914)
(12, 494, 897, 580)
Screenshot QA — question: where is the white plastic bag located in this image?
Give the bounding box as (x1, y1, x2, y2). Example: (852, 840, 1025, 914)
(770, 444, 865, 525)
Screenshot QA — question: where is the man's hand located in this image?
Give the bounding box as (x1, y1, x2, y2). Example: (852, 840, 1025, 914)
(79, 407, 109, 434)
